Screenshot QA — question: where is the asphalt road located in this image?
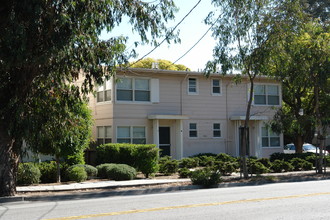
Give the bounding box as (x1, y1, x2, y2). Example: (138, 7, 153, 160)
(1, 180, 330, 220)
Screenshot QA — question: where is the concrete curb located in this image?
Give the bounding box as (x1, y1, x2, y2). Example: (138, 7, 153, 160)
(2, 172, 330, 204)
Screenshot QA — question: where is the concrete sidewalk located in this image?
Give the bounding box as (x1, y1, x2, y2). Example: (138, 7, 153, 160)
(2, 170, 330, 204)
(16, 178, 190, 192)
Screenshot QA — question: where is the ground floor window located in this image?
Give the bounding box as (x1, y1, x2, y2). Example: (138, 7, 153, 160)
(117, 126, 146, 144)
(262, 126, 280, 147)
(97, 126, 112, 145)
(189, 123, 197, 138)
(213, 123, 221, 138)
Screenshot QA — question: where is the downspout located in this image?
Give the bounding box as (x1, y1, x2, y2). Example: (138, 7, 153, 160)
(180, 73, 189, 115)
(226, 82, 229, 154)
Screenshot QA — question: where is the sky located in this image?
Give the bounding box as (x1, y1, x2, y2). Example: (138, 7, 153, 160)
(100, 0, 217, 71)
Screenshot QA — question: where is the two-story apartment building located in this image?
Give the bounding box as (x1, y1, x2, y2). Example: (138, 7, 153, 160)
(89, 67, 283, 160)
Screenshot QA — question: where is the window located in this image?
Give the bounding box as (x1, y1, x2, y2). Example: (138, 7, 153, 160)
(117, 126, 146, 144)
(189, 123, 197, 138)
(254, 85, 280, 105)
(116, 78, 150, 102)
(97, 126, 112, 145)
(97, 80, 111, 102)
(262, 127, 280, 147)
(213, 123, 221, 138)
(188, 78, 198, 94)
(212, 79, 221, 95)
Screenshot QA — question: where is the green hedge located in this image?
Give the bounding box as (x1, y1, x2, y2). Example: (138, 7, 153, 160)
(67, 166, 87, 182)
(96, 144, 159, 178)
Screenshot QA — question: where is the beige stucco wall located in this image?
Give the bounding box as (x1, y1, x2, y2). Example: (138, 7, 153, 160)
(88, 68, 283, 158)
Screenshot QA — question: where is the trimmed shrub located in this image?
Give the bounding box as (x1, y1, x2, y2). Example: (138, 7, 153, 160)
(214, 161, 237, 176)
(271, 160, 294, 173)
(178, 168, 192, 178)
(179, 158, 199, 168)
(96, 163, 136, 180)
(70, 164, 98, 179)
(67, 166, 87, 182)
(37, 161, 57, 183)
(198, 156, 216, 167)
(159, 159, 179, 175)
(190, 168, 221, 187)
(301, 161, 313, 170)
(215, 153, 236, 162)
(96, 144, 159, 177)
(17, 163, 41, 185)
(248, 160, 270, 174)
(257, 158, 272, 168)
(191, 153, 217, 158)
(96, 163, 116, 179)
(107, 164, 137, 181)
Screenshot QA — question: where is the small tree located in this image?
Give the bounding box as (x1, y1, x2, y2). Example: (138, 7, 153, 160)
(25, 83, 93, 182)
(205, 0, 273, 178)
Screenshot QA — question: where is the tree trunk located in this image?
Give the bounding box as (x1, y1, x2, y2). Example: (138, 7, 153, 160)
(293, 136, 304, 153)
(0, 125, 19, 197)
(55, 154, 61, 183)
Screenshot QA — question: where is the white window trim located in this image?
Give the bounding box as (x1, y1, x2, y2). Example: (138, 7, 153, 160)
(115, 77, 152, 103)
(187, 78, 199, 95)
(97, 126, 112, 144)
(261, 126, 281, 148)
(252, 83, 281, 106)
(188, 122, 198, 138)
(96, 78, 113, 104)
(116, 126, 147, 144)
(212, 123, 222, 138)
(211, 79, 222, 96)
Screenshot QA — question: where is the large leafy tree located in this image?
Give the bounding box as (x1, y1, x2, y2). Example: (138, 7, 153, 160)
(204, 0, 272, 178)
(262, 0, 330, 154)
(130, 57, 190, 71)
(0, 0, 178, 196)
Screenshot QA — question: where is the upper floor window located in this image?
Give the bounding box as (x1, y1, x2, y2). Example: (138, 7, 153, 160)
(213, 123, 221, 138)
(117, 126, 146, 144)
(188, 78, 198, 94)
(97, 80, 111, 102)
(254, 85, 280, 105)
(97, 126, 112, 145)
(262, 126, 280, 147)
(189, 123, 198, 138)
(117, 78, 150, 102)
(212, 79, 221, 95)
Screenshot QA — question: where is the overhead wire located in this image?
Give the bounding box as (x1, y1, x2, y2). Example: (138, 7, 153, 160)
(167, 12, 223, 70)
(127, 0, 202, 68)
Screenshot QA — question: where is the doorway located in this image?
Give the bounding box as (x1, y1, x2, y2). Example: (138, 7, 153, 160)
(159, 127, 171, 156)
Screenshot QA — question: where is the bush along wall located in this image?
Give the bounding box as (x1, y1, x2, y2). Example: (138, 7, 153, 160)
(96, 144, 159, 178)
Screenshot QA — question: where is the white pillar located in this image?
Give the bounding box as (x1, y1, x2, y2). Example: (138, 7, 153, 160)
(176, 120, 183, 159)
(153, 119, 159, 148)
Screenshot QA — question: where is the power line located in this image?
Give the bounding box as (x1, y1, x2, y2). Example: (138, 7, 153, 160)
(128, 0, 202, 68)
(163, 12, 223, 70)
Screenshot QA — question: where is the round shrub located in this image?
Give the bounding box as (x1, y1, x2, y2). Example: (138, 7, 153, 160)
(198, 156, 215, 167)
(289, 158, 307, 171)
(178, 168, 192, 178)
(248, 160, 270, 174)
(107, 164, 137, 181)
(159, 159, 179, 175)
(214, 161, 237, 176)
(17, 163, 41, 185)
(70, 164, 98, 179)
(301, 161, 313, 170)
(179, 158, 199, 168)
(257, 158, 272, 168)
(216, 153, 235, 162)
(271, 160, 294, 173)
(96, 163, 116, 179)
(67, 166, 87, 182)
(190, 168, 221, 187)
